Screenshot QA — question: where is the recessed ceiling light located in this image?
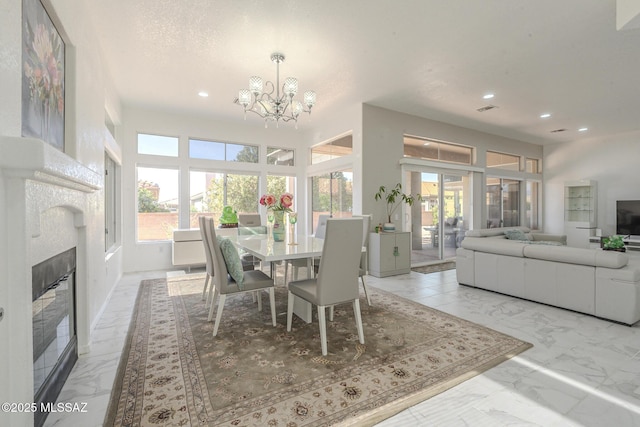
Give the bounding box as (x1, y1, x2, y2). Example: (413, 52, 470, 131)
(578, 127, 588, 132)
(540, 113, 551, 119)
(198, 91, 209, 97)
(483, 93, 494, 100)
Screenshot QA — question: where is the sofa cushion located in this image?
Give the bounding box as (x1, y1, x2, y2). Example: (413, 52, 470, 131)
(461, 237, 527, 257)
(522, 245, 628, 268)
(465, 226, 531, 238)
(594, 250, 629, 268)
(505, 229, 531, 241)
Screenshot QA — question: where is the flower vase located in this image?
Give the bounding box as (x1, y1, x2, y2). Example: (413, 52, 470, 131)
(272, 211, 285, 242)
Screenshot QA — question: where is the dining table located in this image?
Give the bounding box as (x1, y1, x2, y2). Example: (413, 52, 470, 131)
(234, 233, 325, 323)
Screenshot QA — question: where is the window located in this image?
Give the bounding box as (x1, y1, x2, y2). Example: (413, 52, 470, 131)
(267, 147, 295, 166)
(267, 175, 296, 200)
(311, 135, 352, 164)
(189, 138, 258, 163)
(526, 181, 540, 230)
(486, 178, 520, 228)
(403, 136, 472, 165)
(137, 167, 179, 241)
(105, 153, 117, 251)
(137, 133, 179, 157)
(189, 171, 259, 228)
(487, 151, 520, 171)
(311, 170, 353, 231)
(526, 158, 540, 173)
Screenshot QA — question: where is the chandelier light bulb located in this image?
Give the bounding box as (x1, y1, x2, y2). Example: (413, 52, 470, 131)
(238, 89, 251, 107)
(249, 76, 263, 96)
(284, 77, 298, 97)
(304, 91, 316, 108)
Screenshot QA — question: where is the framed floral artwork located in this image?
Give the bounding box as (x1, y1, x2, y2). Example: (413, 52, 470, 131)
(22, 0, 65, 151)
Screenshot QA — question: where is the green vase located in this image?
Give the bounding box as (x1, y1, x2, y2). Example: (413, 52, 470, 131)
(272, 211, 285, 242)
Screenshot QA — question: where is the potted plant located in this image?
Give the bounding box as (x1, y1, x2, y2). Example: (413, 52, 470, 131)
(602, 235, 626, 252)
(374, 183, 422, 231)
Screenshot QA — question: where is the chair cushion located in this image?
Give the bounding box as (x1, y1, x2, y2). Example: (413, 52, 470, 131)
(217, 237, 244, 288)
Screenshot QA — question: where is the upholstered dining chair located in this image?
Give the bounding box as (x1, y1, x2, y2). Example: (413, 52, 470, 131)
(353, 214, 372, 306)
(201, 217, 277, 336)
(285, 214, 331, 283)
(286, 218, 364, 356)
(199, 215, 215, 306)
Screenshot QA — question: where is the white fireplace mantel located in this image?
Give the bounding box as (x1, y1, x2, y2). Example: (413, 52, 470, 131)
(0, 136, 101, 192)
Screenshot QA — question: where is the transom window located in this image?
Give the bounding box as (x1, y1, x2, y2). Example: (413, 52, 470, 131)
(311, 135, 353, 164)
(526, 158, 540, 173)
(487, 151, 520, 171)
(189, 138, 258, 163)
(267, 147, 295, 166)
(137, 133, 179, 157)
(403, 136, 472, 165)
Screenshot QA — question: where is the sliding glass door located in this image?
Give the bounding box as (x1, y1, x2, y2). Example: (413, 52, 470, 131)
(405, 170, 470, 265)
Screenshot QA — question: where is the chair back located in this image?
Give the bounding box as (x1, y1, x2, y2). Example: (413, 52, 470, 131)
(238, 213, 261, 227)
(315, 218, 363, 305)
(203, 217, 232, 294)
(315, 214, 331, 239)
(353, 214, 372, 269)
(199, 216, 214, 276)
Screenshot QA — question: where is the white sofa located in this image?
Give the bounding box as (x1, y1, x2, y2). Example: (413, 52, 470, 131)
(456, 227, 640, 325)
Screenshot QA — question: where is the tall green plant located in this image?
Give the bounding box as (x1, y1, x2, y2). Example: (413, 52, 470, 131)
(374, 183, 422, 223)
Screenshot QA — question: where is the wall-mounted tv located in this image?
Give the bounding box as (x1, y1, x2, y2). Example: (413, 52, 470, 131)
(616, 200, 640, 236)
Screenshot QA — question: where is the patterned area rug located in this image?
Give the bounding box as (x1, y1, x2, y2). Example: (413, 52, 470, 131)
(411, 261, 457, 274)
(105, 274, 531, 426)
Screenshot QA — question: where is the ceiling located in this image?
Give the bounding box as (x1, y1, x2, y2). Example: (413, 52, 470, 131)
(84, 0, 640, 145)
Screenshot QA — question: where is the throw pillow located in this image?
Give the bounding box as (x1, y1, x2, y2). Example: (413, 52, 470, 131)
(217, 237, 245, 289)
(504, 229, 528, 241)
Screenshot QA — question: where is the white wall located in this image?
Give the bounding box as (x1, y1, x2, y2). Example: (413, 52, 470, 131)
(361, 104, 544, 229)
(544, 130, 640, 235)
(0, 0, 122, 422)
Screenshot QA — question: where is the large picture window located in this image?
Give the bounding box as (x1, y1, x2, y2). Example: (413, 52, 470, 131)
(486, 177, 520, 228)
(189, 171, 259, 228)
(311, 170, 353, 231)
(137, 167, 179, 241)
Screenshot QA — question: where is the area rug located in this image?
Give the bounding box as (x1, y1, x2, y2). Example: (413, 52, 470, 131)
(105, 274, 531, 426)
(411, 260, 456, 274)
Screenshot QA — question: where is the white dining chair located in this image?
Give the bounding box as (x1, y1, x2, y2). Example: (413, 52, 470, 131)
(198, 215, 215, 307)
(202, 217, 277, 336)
(353, 214, 372, 305)
(285, 214, 331, 283)
(286, 218, 364, 356)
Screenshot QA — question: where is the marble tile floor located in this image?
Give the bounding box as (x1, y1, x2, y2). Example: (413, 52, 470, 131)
(44, 268, 640, 426)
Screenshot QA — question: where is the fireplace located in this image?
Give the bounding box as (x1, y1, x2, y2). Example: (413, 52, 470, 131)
(32, 248, 77, 427)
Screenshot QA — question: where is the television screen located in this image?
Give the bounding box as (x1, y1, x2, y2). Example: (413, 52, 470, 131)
(616, 200, 640, 236)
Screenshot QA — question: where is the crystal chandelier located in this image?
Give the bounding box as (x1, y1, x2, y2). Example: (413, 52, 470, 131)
(236, 53, 316, 128)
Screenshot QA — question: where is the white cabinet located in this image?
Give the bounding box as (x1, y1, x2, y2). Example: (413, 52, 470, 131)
(564, 180, 597, 248)
(368, 232, 411, 277)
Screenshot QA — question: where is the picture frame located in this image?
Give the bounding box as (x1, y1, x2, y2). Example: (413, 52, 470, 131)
(21, 0, 65, 151)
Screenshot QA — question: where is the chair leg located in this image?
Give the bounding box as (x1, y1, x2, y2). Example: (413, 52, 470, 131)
(286, 291, 295, 331)
(353, 299, 365, 345)
(360, 275, 371, 306)
(318, 305, 328, 356)
(202, 275, 210, 300)
(206, 275, 215, 307)
(212, 294, 226, 337)
(256, 291, 263, 311)
(207, 286, 218, 321)
(284, 261, 289, 284)
(269, 288, 276, 326)
(329, 305, 334, 322)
